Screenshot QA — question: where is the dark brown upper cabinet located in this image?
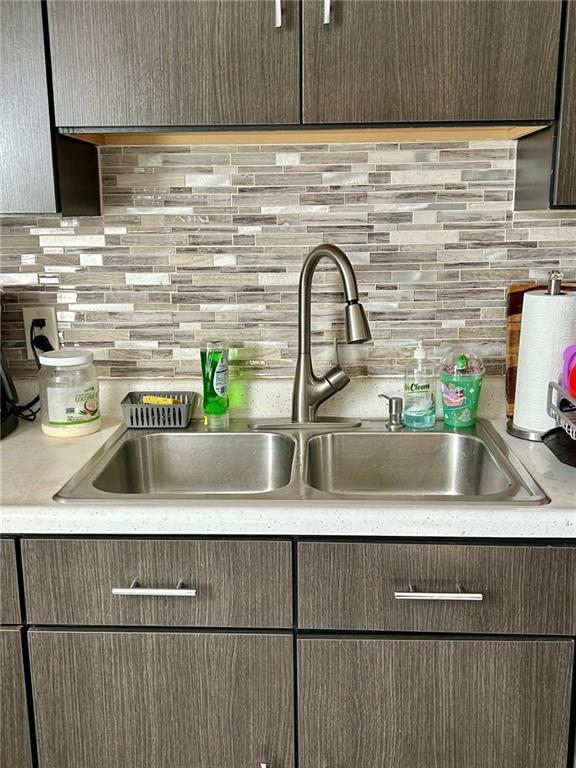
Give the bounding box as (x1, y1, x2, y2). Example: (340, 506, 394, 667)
(303, 0, 563, 124)
(554, 0, 576, 206)
(0, 1, 100, 215)
(0, 0, 57, 213)
(47, 0, 300, 127)
(515, 2, 576, 209)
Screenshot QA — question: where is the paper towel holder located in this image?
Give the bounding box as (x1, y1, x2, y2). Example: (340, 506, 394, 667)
(507, 421, 545, 441)
(547, 270, 564, 296)
(507, 271, 565, 442)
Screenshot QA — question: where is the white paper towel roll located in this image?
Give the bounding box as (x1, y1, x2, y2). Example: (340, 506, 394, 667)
(513, 291, 576, 434)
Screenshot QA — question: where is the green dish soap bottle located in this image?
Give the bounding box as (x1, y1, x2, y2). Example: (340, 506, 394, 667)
(403, 341, 436, 429)
(200, 342, 229, 429)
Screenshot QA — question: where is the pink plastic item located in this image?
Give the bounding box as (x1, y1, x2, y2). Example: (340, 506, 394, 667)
(563, 345, 576, 397)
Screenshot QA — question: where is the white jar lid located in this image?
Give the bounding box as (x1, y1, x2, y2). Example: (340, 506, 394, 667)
(38, 349, 94, 367)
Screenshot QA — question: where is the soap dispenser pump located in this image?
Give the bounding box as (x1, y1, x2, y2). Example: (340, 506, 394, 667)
(403, 341, 436, 429)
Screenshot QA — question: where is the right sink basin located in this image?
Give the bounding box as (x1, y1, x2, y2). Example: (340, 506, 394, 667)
(305, 426, 545, 503)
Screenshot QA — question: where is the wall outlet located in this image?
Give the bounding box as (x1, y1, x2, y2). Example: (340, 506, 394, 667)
(22, 306, 60, 360)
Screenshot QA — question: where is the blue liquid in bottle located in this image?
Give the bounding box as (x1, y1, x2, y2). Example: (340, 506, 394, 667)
(403, 341, 437, 430)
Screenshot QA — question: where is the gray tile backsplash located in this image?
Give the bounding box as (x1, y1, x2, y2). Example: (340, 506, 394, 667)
(1, 140, 575, 378)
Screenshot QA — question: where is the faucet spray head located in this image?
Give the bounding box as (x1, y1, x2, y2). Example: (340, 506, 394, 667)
(345, 300, 371, 344)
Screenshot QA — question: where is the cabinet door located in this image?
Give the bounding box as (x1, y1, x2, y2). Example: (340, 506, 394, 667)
(30, 630, 294, 768)
(303, 0, 562, 124)
(0, 630, 32, 768)
(298, 637, 573, 768)
(0, 0, 57, 213)
(554, 0, 576, 206)
(47, 0, 300, 127)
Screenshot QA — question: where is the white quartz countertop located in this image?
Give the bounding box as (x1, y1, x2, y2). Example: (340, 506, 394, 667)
(1, 413, 574, 538)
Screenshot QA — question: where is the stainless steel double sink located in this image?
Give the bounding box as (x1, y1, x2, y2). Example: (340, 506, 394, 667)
(55, 419, 549, 505)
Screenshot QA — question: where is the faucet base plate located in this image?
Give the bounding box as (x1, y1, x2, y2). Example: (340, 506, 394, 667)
(249, 416, 361, 431)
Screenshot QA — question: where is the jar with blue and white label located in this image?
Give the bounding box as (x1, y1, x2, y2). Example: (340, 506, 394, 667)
(38, 350, 101, 437)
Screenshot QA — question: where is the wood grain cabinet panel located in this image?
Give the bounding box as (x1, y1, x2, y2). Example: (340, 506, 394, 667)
(554, 0, 576, 206)
(0, 539, 21, 625)
(0, 0, 57, 213)
(22, 538, 292, 627)
(298, 637, 573, 768)
(298, 542, 576, 634)
(0, 629, 32, 768)
(47, 0, 300, 127)
(303, 0, 562, 124)
(30, 630, 294, 768)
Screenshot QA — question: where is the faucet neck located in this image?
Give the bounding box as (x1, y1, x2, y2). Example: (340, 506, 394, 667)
(297, 244, 360, 355)
(292, 243, 369, 424)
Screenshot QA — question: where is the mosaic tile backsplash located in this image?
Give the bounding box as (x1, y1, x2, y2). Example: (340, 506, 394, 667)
(1, 139, 576, 378)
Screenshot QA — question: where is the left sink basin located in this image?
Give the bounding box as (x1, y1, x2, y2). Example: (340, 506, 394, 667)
(58, 431, 297, 499)
(95, 432, 296, 495)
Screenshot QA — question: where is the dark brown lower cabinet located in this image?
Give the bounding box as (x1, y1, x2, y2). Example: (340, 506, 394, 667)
(0, 629, 32, 768)
(29, 630, 294, 768)
(298, 637, 574, 768)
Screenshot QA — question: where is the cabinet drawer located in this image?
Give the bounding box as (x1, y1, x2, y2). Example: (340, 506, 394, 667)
(298, 542, 576, 635)
(0, 540, 20, 624)
(23, 539, 292, 628)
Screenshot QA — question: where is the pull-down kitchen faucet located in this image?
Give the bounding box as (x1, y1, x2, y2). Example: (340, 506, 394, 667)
(291, 244, 372, 423)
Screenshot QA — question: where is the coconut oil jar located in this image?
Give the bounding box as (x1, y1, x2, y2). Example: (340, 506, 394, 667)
(38, 350, 101, 437)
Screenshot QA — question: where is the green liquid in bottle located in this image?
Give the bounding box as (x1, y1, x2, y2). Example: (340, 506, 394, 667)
(200, 349, 229, 417)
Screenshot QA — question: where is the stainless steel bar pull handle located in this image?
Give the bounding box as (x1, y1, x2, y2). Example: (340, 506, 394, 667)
(323, 0, 331, 24)
(394, 585, 483, 602)
(275, 0, 282, 27)
(112, 579, 197, 597)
